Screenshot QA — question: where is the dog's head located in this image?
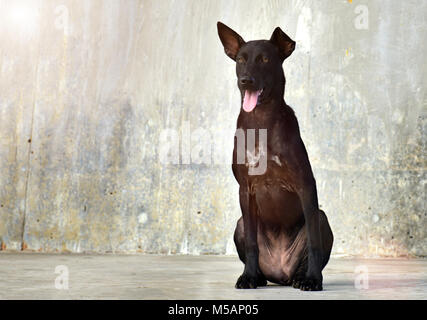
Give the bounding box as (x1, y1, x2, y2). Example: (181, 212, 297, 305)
(217, 22, 295, 112)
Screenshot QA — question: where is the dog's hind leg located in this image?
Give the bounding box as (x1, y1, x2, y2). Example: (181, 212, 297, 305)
(234, 217, 267, 287)
(319, 210, 333, 269)
(293, 210, 333, 290)
(234, 217, 246, 263)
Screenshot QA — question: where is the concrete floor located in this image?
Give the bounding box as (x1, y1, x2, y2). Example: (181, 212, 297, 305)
(0, 253, 425, 300)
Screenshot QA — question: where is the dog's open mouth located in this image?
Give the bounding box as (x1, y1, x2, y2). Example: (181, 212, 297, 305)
(243, 89, 263, 112)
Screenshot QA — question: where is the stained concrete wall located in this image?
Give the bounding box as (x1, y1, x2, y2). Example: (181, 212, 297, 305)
(0, 0, 425, 256)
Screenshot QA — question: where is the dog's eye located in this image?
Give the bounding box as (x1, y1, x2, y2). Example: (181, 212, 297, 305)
(262, 56, 269, 63)
(237, 56, 245, 64)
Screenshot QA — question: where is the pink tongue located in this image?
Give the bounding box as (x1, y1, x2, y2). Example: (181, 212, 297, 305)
(243, 90, 261, 112)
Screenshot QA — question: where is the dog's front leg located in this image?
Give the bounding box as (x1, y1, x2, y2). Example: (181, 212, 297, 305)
(282, 137, 325, 291)
(235, 185, 261, 289)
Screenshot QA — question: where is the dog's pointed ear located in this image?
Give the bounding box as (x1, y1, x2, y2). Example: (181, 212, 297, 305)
(270, 27, 296, 61)
(217, 22, 245, 61)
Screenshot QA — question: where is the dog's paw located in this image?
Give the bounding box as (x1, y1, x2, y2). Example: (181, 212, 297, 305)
(257, 277, 267, 287)
(291, 278, 303, 289)
(235, 273, 260, 289)
(299, 278, 323, 291)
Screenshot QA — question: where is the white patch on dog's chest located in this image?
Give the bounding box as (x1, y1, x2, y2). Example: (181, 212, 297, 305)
(246, 148, 282, 168)
(272, 155, 282, 166)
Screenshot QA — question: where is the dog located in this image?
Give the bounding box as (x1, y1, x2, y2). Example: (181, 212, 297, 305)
(217, 22, 333, 291)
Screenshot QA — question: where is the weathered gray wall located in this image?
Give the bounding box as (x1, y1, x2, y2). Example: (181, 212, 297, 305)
(0, 0, 425, 256)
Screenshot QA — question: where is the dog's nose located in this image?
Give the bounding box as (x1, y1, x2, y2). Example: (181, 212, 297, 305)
(239, 76, 254, 86)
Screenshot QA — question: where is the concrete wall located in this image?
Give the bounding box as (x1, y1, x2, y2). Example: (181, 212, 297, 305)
(0, 0, 425, 256)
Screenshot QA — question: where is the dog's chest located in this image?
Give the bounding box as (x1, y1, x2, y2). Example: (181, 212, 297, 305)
(245, 145, 282, 168)
(237, 137, 286, 175)
(245, 143, 267, 167)
(233, 125, 296, 192)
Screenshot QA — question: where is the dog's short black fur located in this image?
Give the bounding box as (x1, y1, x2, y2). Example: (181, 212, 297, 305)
(217, 22, 333, 291)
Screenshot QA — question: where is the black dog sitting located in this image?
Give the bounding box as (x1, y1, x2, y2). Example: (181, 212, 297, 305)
(217, 22, 333, 291)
